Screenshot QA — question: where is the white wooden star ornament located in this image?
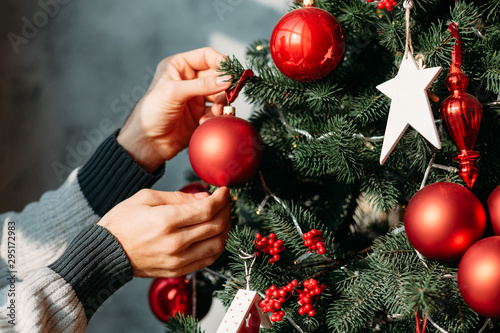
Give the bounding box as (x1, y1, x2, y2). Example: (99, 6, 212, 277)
(376, 52, 442, 164)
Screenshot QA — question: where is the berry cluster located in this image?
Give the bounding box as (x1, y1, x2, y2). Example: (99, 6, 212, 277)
(303, 229, 326, 254)
(255, 233, 285, 264)
(366, 0, 398, 11)
(297, 279, 327, 317)
(259, 280, 298, 322)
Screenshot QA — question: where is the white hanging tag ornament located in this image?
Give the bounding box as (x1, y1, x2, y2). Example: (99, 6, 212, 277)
(376, 0, 442, 164)
(216, 252, 272, 333)
(217, 289, 272, 333)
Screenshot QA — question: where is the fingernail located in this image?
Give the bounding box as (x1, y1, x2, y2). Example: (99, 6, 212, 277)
(216, 75, 232, 86)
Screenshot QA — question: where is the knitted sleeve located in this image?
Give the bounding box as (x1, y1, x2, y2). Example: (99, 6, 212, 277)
(0, 131, 165, 331)
(0, 131, 164, 282)
(0, 224, 133, 332)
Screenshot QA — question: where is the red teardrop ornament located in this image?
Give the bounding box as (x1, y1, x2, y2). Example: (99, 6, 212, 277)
(440, 67, 482, 188)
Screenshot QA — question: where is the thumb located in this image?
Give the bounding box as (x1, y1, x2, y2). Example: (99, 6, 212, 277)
(170, 75, 231, 102)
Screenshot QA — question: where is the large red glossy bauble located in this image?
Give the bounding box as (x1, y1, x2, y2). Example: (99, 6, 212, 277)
(270, 6, 346, 82)
(404, 182, 486, 262)
(148, 277, 191, 323)
(488, 185, 500, 235)
(458, 237, 500, 318)
(189, 116, 264, 187)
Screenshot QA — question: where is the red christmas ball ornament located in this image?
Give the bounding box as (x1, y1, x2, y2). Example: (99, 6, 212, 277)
(488, 185, 500, 235)
(148, 276, 212, 323)
(178, 181, 209, 194)
(189, 107, 264, 187)
(148, 277, 192, 323)
(404, 182, 486, 262)
(441, 23, 482, 188)
(270, 0, 346, 82)
(458, 237, 500, 318)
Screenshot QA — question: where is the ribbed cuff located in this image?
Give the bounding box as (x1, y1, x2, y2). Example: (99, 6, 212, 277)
(78, 130, 165, 217)
(49, 224, 134, 321)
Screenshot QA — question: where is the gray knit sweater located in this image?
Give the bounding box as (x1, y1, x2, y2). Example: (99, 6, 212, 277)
(0, 133, 164, 332)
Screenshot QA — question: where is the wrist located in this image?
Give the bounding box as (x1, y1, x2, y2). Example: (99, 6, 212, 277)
(117, 126, 165, 174)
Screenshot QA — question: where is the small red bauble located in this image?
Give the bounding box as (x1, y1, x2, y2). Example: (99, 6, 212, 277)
(458, 237, 500, 318)
(188, 115, 264, 187)
(404, 182, 486, 262)
(178, 181, 209, 194)
(148, 277, 191, 323)
(148, 277, 212, 323)
(270, 1, 345, 82)
(488, 185, 500, 235)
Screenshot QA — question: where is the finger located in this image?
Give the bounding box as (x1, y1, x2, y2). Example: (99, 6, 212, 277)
(199, 93, 227, 124)
(177, 47, 227, 71)
(135, 189, 208, 207)
(176, 234, 228, 275)
(177, 199, 231, 245)
(166, 74, 231, 104)
(154, 187, 230, 228)
(212, 92, 228, 115)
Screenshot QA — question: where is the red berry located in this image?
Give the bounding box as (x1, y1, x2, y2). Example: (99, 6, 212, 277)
(308, 309, 316, 317)
(318, 247, 326, 254)
(298, 307, 306, 315)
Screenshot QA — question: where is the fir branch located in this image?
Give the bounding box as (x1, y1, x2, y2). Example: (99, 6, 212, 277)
(482, 0, 500, 21)
(348, 89, 390, 126)
(481, 52, 500, 94)
(327, 267, 390, 332)
(360, 169, 400, 212)
(449, 1, 483, 36)
(246, 39, 272, 69)
(336, 0, 379, 32)
(261, 200, 326, 257)
(164, 314, 204, 333)
(378, 14, 406, 54)
(292, 116, 364, 182)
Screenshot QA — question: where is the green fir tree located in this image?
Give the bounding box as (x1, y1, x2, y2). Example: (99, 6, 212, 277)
(166, 0, 500, 332)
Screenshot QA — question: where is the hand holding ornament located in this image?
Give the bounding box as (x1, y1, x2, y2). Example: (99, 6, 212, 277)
(116, 47, 232, 173)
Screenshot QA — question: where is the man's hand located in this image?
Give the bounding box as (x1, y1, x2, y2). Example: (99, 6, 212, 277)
(98, 186, 231, 278)
(117, 47, 231, 173)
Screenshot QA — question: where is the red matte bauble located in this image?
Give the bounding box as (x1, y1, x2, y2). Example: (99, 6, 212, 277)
(441, 69, 482, 188)
(458, 237, 500, 318)
(270, 4, 345, 82)
(179, 181, 209, 194)
(488, 185, 500, 235)
(189, 115, 264, 187)
(148, 277, 191, 323)
(404, 182, 486, 262)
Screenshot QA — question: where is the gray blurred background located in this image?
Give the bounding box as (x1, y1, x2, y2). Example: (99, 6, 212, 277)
(0, 0, 290, 331)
